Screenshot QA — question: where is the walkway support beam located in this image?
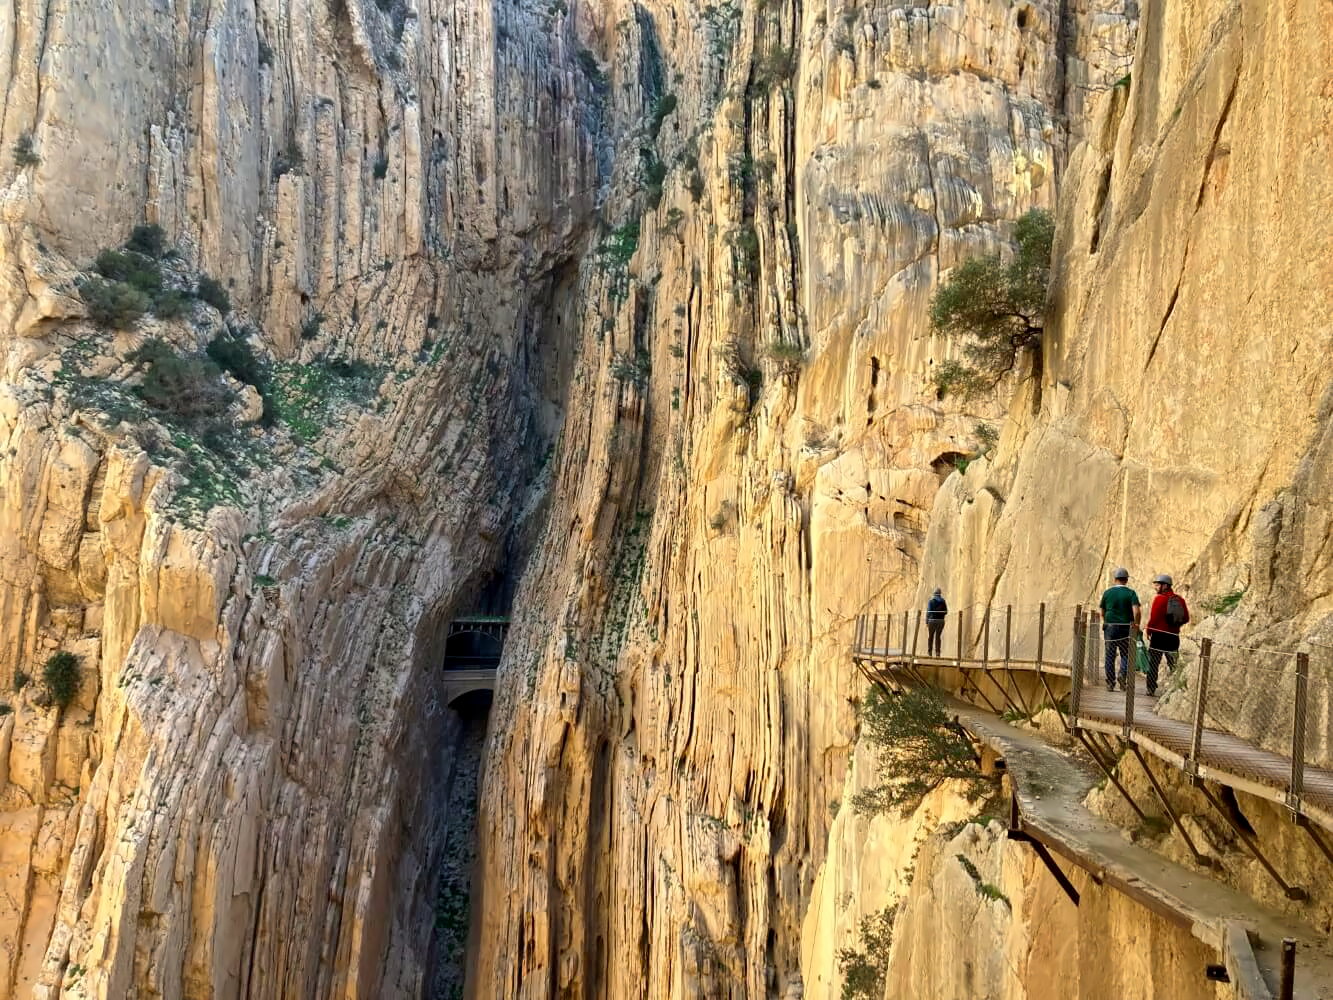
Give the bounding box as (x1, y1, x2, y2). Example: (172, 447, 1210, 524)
(1075, 730, 1146, 822)
(1197, 783, 1307, 900)
(1128, 745, 1213, 868)
(1296, 815, 1333, 867)
(1007, 794, 1080, 905)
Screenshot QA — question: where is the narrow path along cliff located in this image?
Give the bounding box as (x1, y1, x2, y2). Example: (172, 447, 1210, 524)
(952, 699, 1333, 998)
(0, 0, 1329, 997)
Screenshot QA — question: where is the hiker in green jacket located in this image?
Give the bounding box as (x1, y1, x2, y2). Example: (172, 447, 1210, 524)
(1099, 567, 1141, 691)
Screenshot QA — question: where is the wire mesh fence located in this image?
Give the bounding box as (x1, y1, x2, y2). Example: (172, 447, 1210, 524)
(852, 603, 1073, 669)
(853, 603, 1333, 815)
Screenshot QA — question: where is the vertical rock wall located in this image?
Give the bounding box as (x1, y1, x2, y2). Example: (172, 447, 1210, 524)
(0, 0, 598, 997)
(472, 1, 1135, 997)
(916, 0, 1333, 753)
(2, 0, 1326, 996)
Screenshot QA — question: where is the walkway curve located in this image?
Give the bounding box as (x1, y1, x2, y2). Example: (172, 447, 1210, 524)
(871, 669, 1333, 999)
(853, 607, 1333, 837)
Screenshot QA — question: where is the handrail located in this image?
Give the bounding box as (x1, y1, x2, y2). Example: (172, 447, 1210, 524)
(850, 604, 1333, 838)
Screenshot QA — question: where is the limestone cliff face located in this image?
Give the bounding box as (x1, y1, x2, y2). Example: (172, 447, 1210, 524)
(471, 1, 1135, 997)
(0, 1, 596, 996)
(917, 0, 1333, 755)
(475, 0, 1329, 997)
(2, 0, 1328, 997)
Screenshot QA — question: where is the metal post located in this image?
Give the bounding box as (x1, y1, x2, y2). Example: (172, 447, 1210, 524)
(1280, 939, 1296, 1000)
(1002, 602, 1013, 666)
(868, 615, 878, 660)
(855, 614, 865, 655)
(955, 607, 965, 668)
(1036, 602, 1046, 669)
(1085, 611, 1101, 688)
(1189, 638, 1212, 775)
(1290, 652, 1309, 811)
(910, 610, 920, 665)
(1123, 641, 1136, 739)
(1004, 605, 1013, 668)
(982, 607, 991, 665)
(1070, 609, 1085, 720)
(1002, 608, 1029, 714)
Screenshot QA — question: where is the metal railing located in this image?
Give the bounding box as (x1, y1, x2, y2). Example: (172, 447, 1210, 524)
(852, 602, 1333, 834)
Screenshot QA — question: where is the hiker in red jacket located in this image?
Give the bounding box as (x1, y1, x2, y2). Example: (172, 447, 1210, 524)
(1145, 574, 1189, 697)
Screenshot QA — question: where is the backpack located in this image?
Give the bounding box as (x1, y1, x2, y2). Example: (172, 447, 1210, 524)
(1165, 594, 1189, 628)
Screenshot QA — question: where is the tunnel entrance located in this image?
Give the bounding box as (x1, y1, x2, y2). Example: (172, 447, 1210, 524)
(441, 618, 507, 707)
(426, 574, 512, 996)
(442, 619, 508, 671)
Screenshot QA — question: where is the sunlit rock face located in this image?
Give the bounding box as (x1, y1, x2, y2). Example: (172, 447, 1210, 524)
(5, 0, 1331, 996)
(919, 0, 1333, 761)
(468, 1, 1140, 998)
(0, 0, 596, 996)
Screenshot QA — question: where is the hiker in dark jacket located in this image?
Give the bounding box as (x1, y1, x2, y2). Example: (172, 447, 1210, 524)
(1144, 574, 1189, 696)
(1099, 568, 1140, 690)
(925, 588, 948, 657)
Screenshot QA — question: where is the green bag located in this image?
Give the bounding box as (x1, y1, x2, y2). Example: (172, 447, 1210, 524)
(1134, 637, 1151, 675)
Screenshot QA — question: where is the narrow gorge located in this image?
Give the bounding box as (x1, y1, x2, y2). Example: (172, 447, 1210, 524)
(0, 1, 1329, 999)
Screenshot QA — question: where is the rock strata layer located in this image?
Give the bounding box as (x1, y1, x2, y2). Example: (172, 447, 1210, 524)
(2, 0, 1331, 998)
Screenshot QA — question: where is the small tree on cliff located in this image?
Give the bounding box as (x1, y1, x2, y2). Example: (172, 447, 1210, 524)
(42, 651, 82, 709)
(930, 208, 1054, 404)
(852, 686, 990, 814)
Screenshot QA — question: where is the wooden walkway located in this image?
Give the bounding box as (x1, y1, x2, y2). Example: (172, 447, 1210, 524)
(851, 620, 1333, 839)
(853, 608, 1333, 995)
(950, 695, 1333, 999)
(1077, 678, 1333, 830)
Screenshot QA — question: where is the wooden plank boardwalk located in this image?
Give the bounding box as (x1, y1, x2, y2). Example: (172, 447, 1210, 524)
(851, 633, 1333, 836)
(948, 695, 1333, 999)
(852, 635, 1333, 996)
(1077, 677, 1333, 829)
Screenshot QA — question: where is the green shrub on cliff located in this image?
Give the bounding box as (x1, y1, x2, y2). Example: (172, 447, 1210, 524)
(81, 230, 199, 327)
(930, 208, 1053, 401)
(577, 48, 607, 91)
(124, 224, 168, 259)
(196, 275, 231, 314)
(751, 44, 796, 95)
(836, 906, 896, 1000)
(128, 338, 235, 422)
(852, 686, 989, 814)
(206, 327, 267, 390)
(95, 248, 163, 295)
(647, 93, 677, 139)
(610, 350, 650, 389)
(12, 133, 39, 167)
(1204, 589, 1245, 615)
(42, 652, 81, 709)
(80, 278, 153, 329)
